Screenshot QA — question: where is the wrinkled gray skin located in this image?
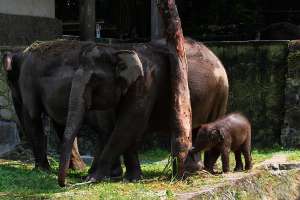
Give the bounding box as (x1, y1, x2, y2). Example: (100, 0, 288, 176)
(3, 48, 122, 175)
(3, 50, 86, 171)
(5, 39, 228, 186)
(59, 39, 229, 186)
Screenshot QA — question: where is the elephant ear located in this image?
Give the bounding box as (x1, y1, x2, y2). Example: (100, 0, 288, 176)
(115, 50, 144, 91)
(211, 129, 225, 143)
(2, 52, 12, 71)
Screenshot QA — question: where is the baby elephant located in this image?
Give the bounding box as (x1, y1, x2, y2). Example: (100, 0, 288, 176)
(191, 113, 252, 173)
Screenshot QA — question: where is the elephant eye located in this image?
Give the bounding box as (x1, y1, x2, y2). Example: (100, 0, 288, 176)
(119, 64, 127, 71)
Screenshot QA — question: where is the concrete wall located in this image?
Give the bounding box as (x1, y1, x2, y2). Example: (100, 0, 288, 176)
(0, 13, 62, 46)
(0, 0, 60, 46)
(281, 41, 300, 147)
(0, 0, 55, 18)
(207, 41, 288, 147)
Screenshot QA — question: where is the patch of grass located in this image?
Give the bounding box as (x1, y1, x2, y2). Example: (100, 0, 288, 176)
(0, 148, 299, 199)
(0, 160, 63, 199)
(285, 149, 300, 161)
(139, 148, 169, 163)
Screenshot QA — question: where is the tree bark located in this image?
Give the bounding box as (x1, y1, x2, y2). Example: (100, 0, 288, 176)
(157, 0, 192, 177)
(80, 0, 95, 41)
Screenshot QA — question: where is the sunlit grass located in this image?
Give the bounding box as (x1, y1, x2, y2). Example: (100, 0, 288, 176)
(0, 148, 299, 199)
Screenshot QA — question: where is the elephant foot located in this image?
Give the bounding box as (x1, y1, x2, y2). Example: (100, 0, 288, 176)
(185, 161, 204, 173)
(205, 167, 216, 174)
(234, 167, 243, 172)
(34, 161, 51, 172)
(111, 165, 123, 179)
(124, 170, 142, 182)
(85, 167, 111, 183)
(85, 172, 110, 183)
(245, 163, 253, 170)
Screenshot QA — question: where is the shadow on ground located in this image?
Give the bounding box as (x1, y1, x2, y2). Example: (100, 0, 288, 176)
(0, 161, 64, 198)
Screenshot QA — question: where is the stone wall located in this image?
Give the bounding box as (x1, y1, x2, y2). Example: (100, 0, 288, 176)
(281, 41, 300, 147)
(207, 41, 289, 147)
(0, 47, 21, 155)
(0, 47, 18, 122)
(0, 13, 62, 46)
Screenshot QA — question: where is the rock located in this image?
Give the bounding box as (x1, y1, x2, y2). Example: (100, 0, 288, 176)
(264, 163, 280, 170)
(0, 109, 13, 120)
(0, 96, 9, 107)
(0, 143, 33, 161)
(0, 121, 20, 155)
(279, 163, 300, 170)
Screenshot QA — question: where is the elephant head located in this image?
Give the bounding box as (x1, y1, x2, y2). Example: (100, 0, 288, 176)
(116, 50, 144, 93)
(190, 125, 225, 153)
(58, 46, 144, 186)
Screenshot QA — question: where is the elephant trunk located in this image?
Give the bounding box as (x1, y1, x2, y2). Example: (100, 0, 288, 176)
(57, 69, 91, 186)
(58, 136, 75, 187)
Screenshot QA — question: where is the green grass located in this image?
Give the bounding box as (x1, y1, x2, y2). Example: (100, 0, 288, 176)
(285, 150, 300, 161)
(0, 148, 300, 199)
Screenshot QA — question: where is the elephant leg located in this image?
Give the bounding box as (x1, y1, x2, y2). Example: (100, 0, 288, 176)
(87, 87, 154, 182)
(53, 122, 86, 171)
(221, 149, 230, 173)
(87, 117, 148, 182)
(203, 151, 209, 169)
(22, 109, 50, 171)
(242, 143, 252, 170)
(123, 144, 142, 182)
(88, 135, 123, 179)
(234, 150, 243, 171)
(205, 149, 220, 173)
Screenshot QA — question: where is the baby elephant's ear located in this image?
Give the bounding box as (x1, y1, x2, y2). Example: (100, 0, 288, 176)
(217, 129, 225, 142)
(211, 129, 224, 142)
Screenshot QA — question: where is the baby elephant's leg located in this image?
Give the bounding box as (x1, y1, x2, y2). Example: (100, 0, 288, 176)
(205, 149, 220, 173)
(221, 148, 230, 173)
(234, 150, 243, 171)
(242, 143, 252, 170)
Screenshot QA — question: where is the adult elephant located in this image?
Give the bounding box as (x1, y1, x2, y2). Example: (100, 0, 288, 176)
(3, 51, 85, 171)
(56, 39, 228, 186)
(4, 39, 228, 186)
(3, 50, 122, 175)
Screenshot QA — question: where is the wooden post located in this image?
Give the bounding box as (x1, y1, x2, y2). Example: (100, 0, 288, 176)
(151, 0, 164, 40)
(157, 0, 192, 177)
(80, 0, 95, 41)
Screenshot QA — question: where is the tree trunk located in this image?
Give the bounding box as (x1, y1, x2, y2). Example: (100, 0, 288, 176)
(157, 0, 192, 177)
(80, 0, 95, 41)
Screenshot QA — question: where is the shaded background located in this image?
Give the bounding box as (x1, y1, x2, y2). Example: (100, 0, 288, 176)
(56, 0, 300, 41)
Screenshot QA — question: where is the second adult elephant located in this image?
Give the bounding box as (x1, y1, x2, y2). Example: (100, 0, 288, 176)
(58, 39, 229, 186)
